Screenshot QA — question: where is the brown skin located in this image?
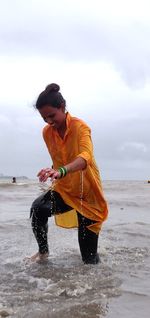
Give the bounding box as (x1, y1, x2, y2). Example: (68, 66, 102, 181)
(37, 104, 86, 182)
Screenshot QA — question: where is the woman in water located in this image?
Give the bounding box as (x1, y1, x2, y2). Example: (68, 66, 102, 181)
(29, 83, 108, 264)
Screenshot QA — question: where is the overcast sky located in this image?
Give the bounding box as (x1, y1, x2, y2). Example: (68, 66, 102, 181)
(0, 0, 150, 180)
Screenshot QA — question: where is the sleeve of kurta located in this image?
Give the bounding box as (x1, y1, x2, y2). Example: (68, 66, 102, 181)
(77, 124, 93, 165)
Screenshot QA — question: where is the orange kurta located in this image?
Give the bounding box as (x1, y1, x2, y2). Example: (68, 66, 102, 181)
(43, 112, 108, 234)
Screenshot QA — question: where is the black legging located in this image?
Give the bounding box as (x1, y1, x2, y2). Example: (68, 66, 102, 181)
(30, 190, 99, 264)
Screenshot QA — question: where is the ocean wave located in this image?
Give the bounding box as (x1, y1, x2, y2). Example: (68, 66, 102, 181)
(0, 182, 37, 188)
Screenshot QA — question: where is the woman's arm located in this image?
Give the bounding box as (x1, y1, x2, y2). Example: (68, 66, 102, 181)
(65, 156, 86, 173)
(38, 123, 92, 182)
(37, 157, 86, 182)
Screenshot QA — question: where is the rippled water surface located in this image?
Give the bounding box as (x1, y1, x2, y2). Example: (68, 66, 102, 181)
(0, 180, 150, 317)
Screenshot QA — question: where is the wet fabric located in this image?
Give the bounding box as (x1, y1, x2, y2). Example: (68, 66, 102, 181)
(31, 190, 99, 263)
(43, 112, 108, 234)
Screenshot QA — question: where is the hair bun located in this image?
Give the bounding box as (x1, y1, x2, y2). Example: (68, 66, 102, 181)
(45, 83, 60, 93)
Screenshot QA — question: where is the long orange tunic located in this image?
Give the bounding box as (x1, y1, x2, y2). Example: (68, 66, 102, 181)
(43, 112, 108, 234)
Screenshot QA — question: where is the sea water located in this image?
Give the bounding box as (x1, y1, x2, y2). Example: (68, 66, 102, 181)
(0, 180, 150, 318)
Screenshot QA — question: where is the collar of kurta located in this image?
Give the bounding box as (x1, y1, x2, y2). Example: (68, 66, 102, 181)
(65, 111, 71, 130)
(49, 111, 72, 142)
(57, 111, 71, 140)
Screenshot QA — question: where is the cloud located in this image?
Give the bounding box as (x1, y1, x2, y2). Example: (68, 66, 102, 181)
(0, 0, 150, 88)
(0, 0, 150, 179)
(119, 142, 148, 155)
(0, 114, 11, 125)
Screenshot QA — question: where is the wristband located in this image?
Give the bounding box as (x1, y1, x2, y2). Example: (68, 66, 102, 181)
(58, 166, 68, 178)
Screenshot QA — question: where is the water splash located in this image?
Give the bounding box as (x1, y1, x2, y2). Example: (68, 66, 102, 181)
(80, 171, 83, 212)
(50, 180, 57, 215)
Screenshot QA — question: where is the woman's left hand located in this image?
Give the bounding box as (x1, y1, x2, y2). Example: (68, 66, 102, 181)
(37, 168, 61, 182)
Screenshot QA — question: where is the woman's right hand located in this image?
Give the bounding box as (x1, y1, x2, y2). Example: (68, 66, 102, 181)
(37, 168, 61, 182)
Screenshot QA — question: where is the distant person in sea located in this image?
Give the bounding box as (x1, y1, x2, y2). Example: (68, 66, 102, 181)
(12, 177, 16, 183)
(29, 83, 108, 264)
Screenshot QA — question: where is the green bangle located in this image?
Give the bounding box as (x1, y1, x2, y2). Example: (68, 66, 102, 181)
(58, 166, 68, 178)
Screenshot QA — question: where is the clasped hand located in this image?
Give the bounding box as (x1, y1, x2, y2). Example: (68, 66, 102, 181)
(37, 168, 60, 182)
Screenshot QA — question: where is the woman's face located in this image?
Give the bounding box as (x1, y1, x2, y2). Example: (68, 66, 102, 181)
(39, 104, 66, 130)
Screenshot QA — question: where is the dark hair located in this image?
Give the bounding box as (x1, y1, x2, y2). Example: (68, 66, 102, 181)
(35, 83, 66, 110)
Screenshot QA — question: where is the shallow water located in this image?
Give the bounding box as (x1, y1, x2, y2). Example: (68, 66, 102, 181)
(0, 180, 150, 317)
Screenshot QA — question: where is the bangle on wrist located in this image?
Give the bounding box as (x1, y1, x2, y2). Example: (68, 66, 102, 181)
(58, 166, 68, 178)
